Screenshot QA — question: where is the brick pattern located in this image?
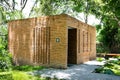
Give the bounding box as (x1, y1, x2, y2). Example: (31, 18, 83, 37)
(8, 14, 96, 68)
(33, 27, 50, 64)
(48, 15, 67, 68)
(66, 15, 96, 64)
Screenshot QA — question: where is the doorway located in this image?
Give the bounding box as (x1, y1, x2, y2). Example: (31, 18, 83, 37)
(68, 27, 77, 65)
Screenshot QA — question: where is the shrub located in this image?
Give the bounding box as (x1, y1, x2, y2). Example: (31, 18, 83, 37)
(96, 57, 105, 62)
(94, 59, 120, 76)
(0, 27, 12, 72)
(0, 51, 12, 72)
(112, 69, 120, 76)
(12, 71, 45, 80)
(94, 67, 104, 73)
(12, 71, 32, 80)
(13, 65, 44, 71)
(0, 72, 13, 80)
(103, 69, 114, 74)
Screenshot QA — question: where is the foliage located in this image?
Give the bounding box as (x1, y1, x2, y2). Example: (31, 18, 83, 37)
(0, 71, 46, 80)
(94, 0, 120, 53)
(12, 71, 42, 80)
(12, 65, 45, 80)
(96, 42, 109, 53)
(30, 0, 75, 17)
(0, 26, 12, 72)
(72, 0, 98, 23)
(96, 57, 105, 62)
(0, 72, 13, 80)
(0, 1, 28, 72)
(13, 65, 44, 71)
(94, 59, 120, 76)
(0, 51, 12, 72)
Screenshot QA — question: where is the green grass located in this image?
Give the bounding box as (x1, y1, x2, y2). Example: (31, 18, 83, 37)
(0, 65, 46, 80)
(12, 65, 45, 80)
(0, 72, 13, 80)
(12, 71, 31, 80)
(0, 71, 46, 80)
(12, 71, 45, 80)
(95, 59, 120, 76)
(0, 65, 65, 80)
(13, 65, 44, 71)
(96, 57, 105, 62)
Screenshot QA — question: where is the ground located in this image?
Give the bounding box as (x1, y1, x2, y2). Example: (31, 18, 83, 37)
(29, 61, 120, 80)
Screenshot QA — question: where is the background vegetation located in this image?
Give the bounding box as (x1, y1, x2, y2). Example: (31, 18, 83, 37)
(1, 0, 120, 54)
(0, 0, 120, 79)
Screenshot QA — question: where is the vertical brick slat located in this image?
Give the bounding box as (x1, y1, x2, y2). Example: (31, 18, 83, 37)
(46, 27, 50, 64)
(35, 28, 37, 63)
(42, 27, 44, 64)
(41, 27, 44, 64)
(36, 28, 39, 63)
(43, 27, 46, 64)
(33, 28, 35, 63)
(36, 28, 38, 63)
(38, 28, 41, 63)
(43, 27, 45, 64)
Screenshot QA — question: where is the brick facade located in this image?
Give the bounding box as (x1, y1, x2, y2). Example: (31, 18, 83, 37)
(8, 14, 96, 68)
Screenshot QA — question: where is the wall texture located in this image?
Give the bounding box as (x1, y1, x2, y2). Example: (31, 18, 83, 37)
(66, 15, 96, 64)
(8, 14, 96, 68)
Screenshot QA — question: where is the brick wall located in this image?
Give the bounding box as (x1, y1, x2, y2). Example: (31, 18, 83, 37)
(66, 14, 96, 64)
(48, 15, 67, 68)
(8, 14, 96, 68)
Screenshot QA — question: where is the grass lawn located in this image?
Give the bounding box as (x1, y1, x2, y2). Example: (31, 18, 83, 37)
(95, 57, 120, 76)
(12, 70, 46, 80)
(0, 65, 46, 80)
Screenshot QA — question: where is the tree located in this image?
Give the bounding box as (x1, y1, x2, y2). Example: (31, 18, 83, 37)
(72, 0, 97, 23)
(30, 0, 74, 16)
(0, 0, 29, 25)
(0, 0, 29, 71)
(94, 0, 120, 53)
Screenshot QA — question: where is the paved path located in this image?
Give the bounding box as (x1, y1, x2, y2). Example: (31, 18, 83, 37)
(30, 61, 120, 80)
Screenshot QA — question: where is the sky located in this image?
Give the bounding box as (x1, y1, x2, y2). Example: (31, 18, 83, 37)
(16, 0, 34, 16)
(76, 13, 100, 25)
(21, 0, 100, 26)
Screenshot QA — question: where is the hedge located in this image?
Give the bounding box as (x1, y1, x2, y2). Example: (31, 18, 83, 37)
(0, 72, 13, 80)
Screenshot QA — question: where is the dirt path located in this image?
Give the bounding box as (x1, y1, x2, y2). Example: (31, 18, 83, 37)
(30, 61, 120, 80)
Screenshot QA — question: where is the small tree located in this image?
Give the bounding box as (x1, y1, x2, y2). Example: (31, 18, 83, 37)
(0, 25, 12, 72)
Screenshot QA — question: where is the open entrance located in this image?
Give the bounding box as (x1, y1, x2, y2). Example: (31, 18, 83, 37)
(68, 27, 77, 65)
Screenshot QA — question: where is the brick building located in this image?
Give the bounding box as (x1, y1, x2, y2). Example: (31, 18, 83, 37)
(8, 14, 96, 68)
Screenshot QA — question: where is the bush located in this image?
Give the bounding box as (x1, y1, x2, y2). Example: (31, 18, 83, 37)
(13, 65, 44, 71)
(0, 26, 12, 72)
(103, 69, 114, 74)
(94, 59, 120, 76)
(96, 43, 109, 53)
(0, 72, 13, 80)
(0, 52, 12, 72)
(12, 71, 32, 80)
(112, 69, 120, 76)
(96, 57, 105, 62)
(12, 71, 45, 80)
(94, 67, 104, 73)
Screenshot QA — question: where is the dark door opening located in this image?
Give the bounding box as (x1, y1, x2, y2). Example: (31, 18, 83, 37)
(68, 28, 77, 65)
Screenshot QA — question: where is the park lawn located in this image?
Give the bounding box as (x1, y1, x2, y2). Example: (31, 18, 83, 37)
(95, 57, 120, 76)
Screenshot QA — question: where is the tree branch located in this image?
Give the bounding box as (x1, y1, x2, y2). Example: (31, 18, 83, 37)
(12, 0, 15, 10)
(21, 0, 23, 6)
(29, 0, 38, 17)
(21, 0, 28, 11)
(0, 3, 7, 10)
(85, 0, 89, 23)
(4, 0, 13, 10)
